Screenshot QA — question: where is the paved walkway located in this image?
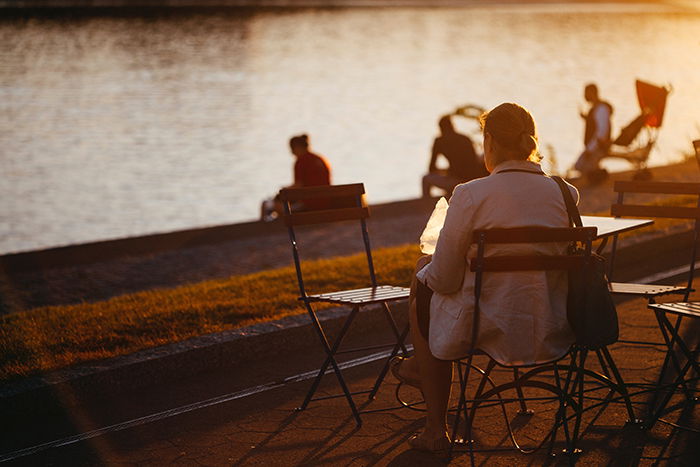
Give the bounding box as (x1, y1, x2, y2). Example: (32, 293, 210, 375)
(1, 293, 698, 465)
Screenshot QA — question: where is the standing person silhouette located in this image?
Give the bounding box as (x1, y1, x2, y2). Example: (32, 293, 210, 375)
(422, 115, 483, 198)
(574, 83, 614, 183)
(260, 134, 332, 221)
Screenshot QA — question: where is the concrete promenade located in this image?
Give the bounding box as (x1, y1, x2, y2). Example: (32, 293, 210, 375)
(1, 283, 699, 465)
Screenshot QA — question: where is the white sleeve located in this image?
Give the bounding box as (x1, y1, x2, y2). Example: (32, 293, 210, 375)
(585, 105, 611, 152)
(420, 185, 475, 295)
(594, 105, 611, 143)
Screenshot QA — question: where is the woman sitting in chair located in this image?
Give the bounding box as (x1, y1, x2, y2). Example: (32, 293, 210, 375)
(391, 102, 579, 453)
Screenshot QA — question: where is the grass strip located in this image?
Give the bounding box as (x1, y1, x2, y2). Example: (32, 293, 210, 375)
(0, 244, 420, 383)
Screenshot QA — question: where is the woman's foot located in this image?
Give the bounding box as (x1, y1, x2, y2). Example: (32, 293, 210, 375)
(407, 430, 451, 456)
(390, 356, 421, 389)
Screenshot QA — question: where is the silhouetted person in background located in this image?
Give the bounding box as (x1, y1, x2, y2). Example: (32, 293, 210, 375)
(261, 134, 332, 221)
(574, 83, 613, 183)
(422, 115, 484, 197)
(289, 134, 331, 191)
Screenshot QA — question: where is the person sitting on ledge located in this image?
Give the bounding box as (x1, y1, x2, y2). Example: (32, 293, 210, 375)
(261, 134, 332, 221)
(391, 102, 578, 454)
(422, 114, 485, 198)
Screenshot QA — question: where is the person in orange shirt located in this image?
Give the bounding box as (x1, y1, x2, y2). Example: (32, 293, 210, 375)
(261, 134, 332, 221)
(290, 134, 331, 190)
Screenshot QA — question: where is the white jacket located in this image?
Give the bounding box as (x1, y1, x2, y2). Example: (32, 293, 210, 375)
(417, 160, 578, 366)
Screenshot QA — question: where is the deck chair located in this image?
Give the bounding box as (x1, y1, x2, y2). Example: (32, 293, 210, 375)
(605, 80, 670, 180)
(278, 183, 410, 427)
(449, 226, 632, 462)
(608, 181, 700, 346)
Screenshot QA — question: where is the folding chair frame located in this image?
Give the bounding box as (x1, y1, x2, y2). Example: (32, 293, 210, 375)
(448, 226, 636, 461)
(279, 183, 410, 426)
(609, 182, 700, 401)
(609, 181, 700, 302)
(645, 302, 700, 429)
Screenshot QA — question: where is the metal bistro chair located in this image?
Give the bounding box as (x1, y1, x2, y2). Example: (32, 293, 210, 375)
(278, 183, 410, 427)
(608, 182, 700, 363)
(449, 226, 603, 462)
(609, 181, 700, 313)
(645, 301, 700, 429)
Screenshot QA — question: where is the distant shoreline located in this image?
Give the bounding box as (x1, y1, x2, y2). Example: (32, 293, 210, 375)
(2, 1, 697, 19)
(0, 0, 686, 10)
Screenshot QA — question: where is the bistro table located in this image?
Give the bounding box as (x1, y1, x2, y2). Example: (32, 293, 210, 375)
(580, 215, 654, 239)
(581, 216, 654, 238)
(580, 215, 654, 259)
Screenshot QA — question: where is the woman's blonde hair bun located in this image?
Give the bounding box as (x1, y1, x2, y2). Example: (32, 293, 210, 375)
(481, 103, 539, 161)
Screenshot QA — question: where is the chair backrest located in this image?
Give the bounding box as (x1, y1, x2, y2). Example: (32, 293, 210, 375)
(610, 180, 700, 293)
(468, 226, 597, 353)
(611, 181, 700, 219)
(278, 183, 376, 298)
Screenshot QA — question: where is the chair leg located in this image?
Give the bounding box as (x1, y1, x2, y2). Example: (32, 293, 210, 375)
(299, 304, 363, 426)
(599, 346, 640, 423)
(653, 313, 694, 402)
(463, 360, 497, 462)
(553, 350, 578, 456)
(563, 348, 586, 457)
(513, 368, 534, 415)
(368, 321, 410, 400)
(449, 355, 475, 463)
(380, 301, 409, 354)
(667, 315, 696, 401)
(449, 358, 496, 465)
(646, 311, 700, 428)
(548, 362, 566, 457)
(467, 360, 497, 426)
(367, 302, 410, 400)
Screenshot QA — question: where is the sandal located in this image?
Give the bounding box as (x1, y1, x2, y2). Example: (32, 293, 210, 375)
(390, 356, 421, 389)
(407, 432, 451, 456)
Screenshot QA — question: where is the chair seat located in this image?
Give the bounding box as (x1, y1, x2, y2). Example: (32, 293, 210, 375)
(308, 285, 410, 305)
(609, 282, 689, 297)
(648, 301, 700, 319)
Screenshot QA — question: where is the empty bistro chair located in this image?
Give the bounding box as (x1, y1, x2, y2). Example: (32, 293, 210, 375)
(601, 180, 700, 427)
(608, 180, 700, 306)
(278, 183, 410, 426)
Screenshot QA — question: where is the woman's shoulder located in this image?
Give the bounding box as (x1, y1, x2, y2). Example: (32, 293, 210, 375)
(450, 175, 494, 205)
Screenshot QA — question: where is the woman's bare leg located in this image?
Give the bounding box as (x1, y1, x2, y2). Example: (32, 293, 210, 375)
(407, 256, 453, 438)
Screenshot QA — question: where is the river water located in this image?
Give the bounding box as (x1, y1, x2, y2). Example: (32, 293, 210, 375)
(1, 4, 699, 254)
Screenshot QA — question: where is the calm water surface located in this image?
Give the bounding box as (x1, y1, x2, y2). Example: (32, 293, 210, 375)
(2, 5, 700, 254)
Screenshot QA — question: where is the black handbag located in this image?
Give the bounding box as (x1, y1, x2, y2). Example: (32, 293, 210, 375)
(552, 176, 619, 350)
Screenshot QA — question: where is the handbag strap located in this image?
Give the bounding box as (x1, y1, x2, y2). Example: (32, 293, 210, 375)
(552, 176, 582, 228)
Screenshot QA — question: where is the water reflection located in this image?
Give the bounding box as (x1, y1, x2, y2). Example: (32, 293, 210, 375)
(1, 7, 699, 253)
